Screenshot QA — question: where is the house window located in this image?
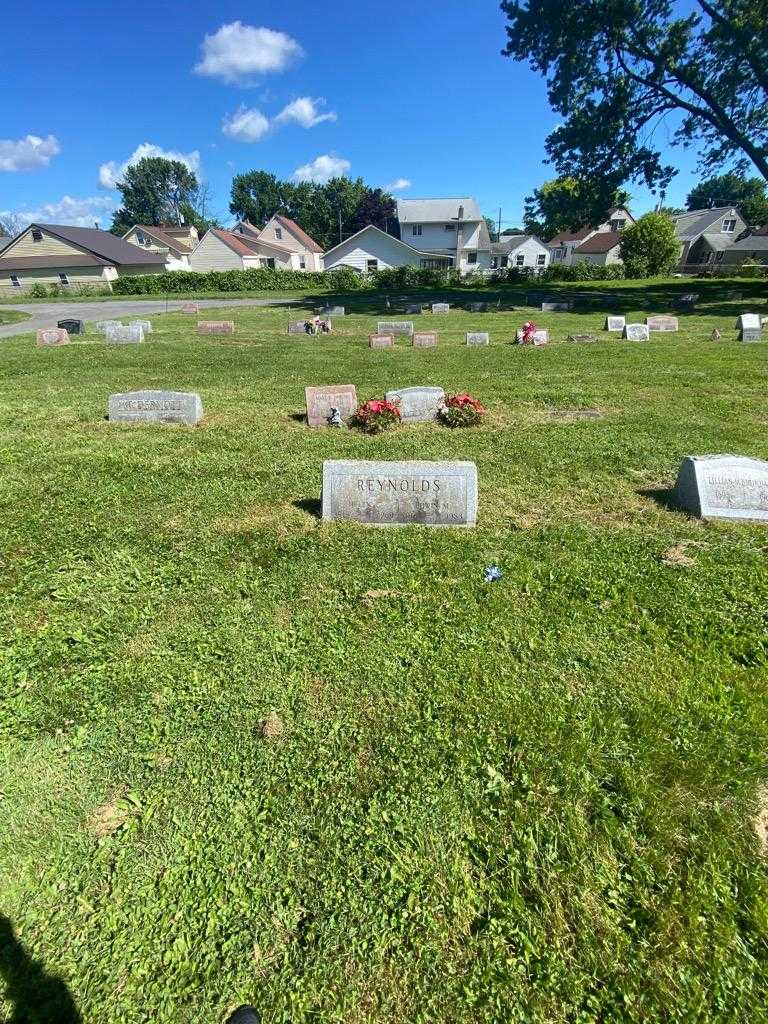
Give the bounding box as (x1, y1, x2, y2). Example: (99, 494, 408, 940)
(412, 225, 422, 237)
(515, 254, 525, 266)
(466, 251, 477, 264)
(553, 247, 566, 261)
(10, 274, 21, 288)
(58, 273, 70, 285)
(136, 230, 146, 245)
(610, 219, 626, 232)
(299, 256, 306, 269)
(500, 255, 508, 268)
(31, 229, 43, 242)
(275, 227, 282, 240)
(259, 257, 275, 269)
(715, 252, 724, 263)
(366, 259, 378, 272)
(722, 218, 737, 232)
(537, 254, 546, 266)
(420, 258, 445, 269)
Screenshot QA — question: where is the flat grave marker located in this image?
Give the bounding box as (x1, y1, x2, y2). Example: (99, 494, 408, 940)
(413, 332, 438, 348)
(567, 333, 598, 343)
(305, 385, 358, 427)
(605, 316, 626, 332)
(431, 303, 450, 314)
(106, 324, 143, 344)
(672, 454, 768, 521)
(469, 302, 489, 312)
(541, 301, 571, 312)
(377, 321, 414, 335)
(57, 318, 84, 335)
(108, 389, 203, 426)
(466, 331, 489, 346)
(646, 315, 679, 332)
(384, 386, 445, 423)
(623, 323, 650, 342)
(369, 334, 394, 348)
(198, 321, 235, 334)
(36, 328, 69, 347)
(321, 459, 478, 527)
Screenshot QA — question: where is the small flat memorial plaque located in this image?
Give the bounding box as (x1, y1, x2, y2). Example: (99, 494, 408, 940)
(466, 332, 489, 346)
(198, 321, 235, 334)
(623, 323, 650, 341)
(646, 316, 679, 331)
(369, 334, 394, 348)
(305, 385, 358, 427)
(673, 454, 768, 521)
(321, 459, 478, 526)
(37, 328, 69, 347)
(567, 333, 597, 343)
(469, 302, 488, 312)
(108, 389, 203, 426)
(605, 316, 626, 332)
(413, 332, 437, 348)
(377, 321, 414, 335)
(57, 319, 84, 335)
(106, 324, 143, 344)
(384, 386, 445, 423)
(432, 303, 450, 314)
(541, 301, 571, 312)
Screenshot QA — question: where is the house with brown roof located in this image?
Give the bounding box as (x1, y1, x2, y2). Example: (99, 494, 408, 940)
(571, 231, 623, 265)
(547, 207, 634, 266)
(122, 224, 199, 269)
(0, 222, 166, 295)
(192, 215, 324, 272)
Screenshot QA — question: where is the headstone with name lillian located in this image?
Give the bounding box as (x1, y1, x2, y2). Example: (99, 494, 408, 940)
(384, 386, 445, 423)
(321, 459, 478, 526)
(377, 321, 414, 335)
(106, 324, 144, 344)
(605, 316, 626, 332)
(198, 321, 235, 334)
(646, 315, 679, 331)
(37, 327, 69, 346)
(623, 323, 650, 341)
(369, 334, 394, 348)
(413, 332, 438, 348)
(432, 303, 450, 314)
(672, 454, 768, 521)
(305, 385, 358, 427)
(108, 389, 203, 425)
(466, 332, 489, 346)
(57, 318, 84, 335)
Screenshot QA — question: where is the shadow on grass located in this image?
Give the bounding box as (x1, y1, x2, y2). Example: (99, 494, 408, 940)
(288, 412, 307, 424)
(293, 498, 321, 519)
(638, 487, 681, 513)
(0, 916, 81, 1024)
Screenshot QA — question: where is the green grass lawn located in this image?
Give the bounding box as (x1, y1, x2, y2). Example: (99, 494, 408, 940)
(0, 309, 31, 325)
(1, 295, 768, 1024)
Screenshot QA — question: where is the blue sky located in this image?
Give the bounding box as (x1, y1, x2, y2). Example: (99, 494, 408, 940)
(1, 0, 706, 231)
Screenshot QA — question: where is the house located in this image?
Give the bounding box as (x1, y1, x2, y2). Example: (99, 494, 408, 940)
(547, 207, 635, 266)
(671, 207, 747, 271)
(571, 231, 623, 265)
(122, 224, 199, 270)
(322, 224, 453, 274)
(718, 228, 768, 270)
(191, 215, 323, 272)
(490, 235, 550, 272)
(395, 197, 491, 273)
(0, 222, 166, 295)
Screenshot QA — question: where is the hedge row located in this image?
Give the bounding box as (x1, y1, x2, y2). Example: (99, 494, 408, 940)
(111, 266, 336, 295)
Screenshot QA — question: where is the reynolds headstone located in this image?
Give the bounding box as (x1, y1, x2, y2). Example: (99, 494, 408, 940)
(623, 323, 650, 342)
(106, 324, 143, 344)
(466, 332, 489, 346)
(321, 459, 478, 526)
(57, 318, 84, 335)
(384, 386, 445, 423)
(672, 454, 768, 521)
(369, 334, 394, 348)
(431, 303, 450, 314)
(108, 390, 203, 426)
(198, 321, 235, 334)
(646, 316, 679, 331)
(377, 321, 414, 335)
(413, 332, 438, 348)
(36, 327, 69, 347)
(605, 316, 626, 332)
(305, 385, 358, 427)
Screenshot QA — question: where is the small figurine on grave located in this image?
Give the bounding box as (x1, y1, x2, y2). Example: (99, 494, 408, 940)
(711, 328, 722, 340)
(327, 406, 342, 427)
(304, 320, 317, 335)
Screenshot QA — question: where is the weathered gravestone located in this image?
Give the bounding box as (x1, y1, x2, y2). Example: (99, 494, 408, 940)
(541, 301, 571, 312)
(377, 321, 414, 335)
(623, 323, 650, 341)
(516, 329, 548, 345)
(106, 324, 143, 344)
(405, 303, 422, 314)
(384, 386, 445, 423)
(736, 313, 762, 342)
(321, 306, 345, 317)
(95, 320, 121, 335)
(469, 302, 488, 312)
(305, 385, 358, 427)
(675, 292, 699, 308)
(108, 390, 203, 426)
(36, 327, 69, 347)
(605, 316, 626, 332)
(57, 318, 84, 335)
(198, 321, 235, 334)
(432, 303, 450, 314)
(369, 334, 394, 348)
(182, 302, 200, 314)
(413, 332, 438, 348)
(321, 459, 478, 526)
(672, 454, 768, 521)
(288, 320, 308, 335)
(466, 332, 489, 346)
(646, 316, 679, 332)
(129, 319, 153, 334)
(567, 333, 598, 344)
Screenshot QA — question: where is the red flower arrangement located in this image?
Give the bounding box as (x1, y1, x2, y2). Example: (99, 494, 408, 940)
(353, 397, 401, 434)
(439, 393, 486, 428)
(520, 321, 538, 344)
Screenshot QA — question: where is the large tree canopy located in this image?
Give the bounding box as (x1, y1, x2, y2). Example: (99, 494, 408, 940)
(229, 172, 396, 251)
(110, 157, 205, 234)
(523, 176, 631, 237)
(502, 0, 768, 221)
(686, 172, 768, 226)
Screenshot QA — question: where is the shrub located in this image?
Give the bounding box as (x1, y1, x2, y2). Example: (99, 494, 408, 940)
(29, 283, 48, 298)
(439, 393, 486, 428)
(619, 213, 680, 277)
(737, 258, 767, 279)
(353, 399, 401, 434)
(112, 266, 332, 296)
(537, 262, 626, 282)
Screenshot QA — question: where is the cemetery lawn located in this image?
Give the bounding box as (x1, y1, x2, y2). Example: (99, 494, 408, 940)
(0, 309, 31, 325)
(2, 295, 768, 1024)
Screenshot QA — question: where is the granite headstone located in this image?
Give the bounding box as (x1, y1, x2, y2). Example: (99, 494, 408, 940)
(108, 389, 203, 425)
(384, 386, 445, 423)
(57, 318, 84, 335)
(672, 454, 768, 521)
(36, 327, 69, 346)
(106, 324, 143, 344)
(198, 321, 235, 334)
(305, 385, 358, 427)
(623, 323, 650, 341)
(605, 316, 626, 332)
(369, 333, 394, 348)
(646, 316, 679, 332)
(431, 303, 450, 314)
(413, 332, 438, 348)
(377, 321, 414, 335)
(466, 332, 489, 346)
(129, 319, 153, 334)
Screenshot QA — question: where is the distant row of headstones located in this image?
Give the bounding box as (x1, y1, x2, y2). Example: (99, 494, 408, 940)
(36, 318, 237, 346)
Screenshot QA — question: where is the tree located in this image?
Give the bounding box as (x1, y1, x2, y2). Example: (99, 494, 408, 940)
(0, 213, 24, 239)
(619, 213, 680, 277)
(484, 216, 499, 242)
(110, 157, 202, 233)
(686, 173, 768, 226)
(523, 177, 631, 238)
(229, 171, 291, 227)
(502, 0, 768, 222)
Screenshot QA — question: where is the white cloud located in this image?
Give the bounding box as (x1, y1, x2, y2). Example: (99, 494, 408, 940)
(385, 178, 412, 192)
(0, 134, 60, 172)
(274, 97, 336, 128)
(292, 154, 351, 183)
(222, 107, 271, 143)
(99, 142, 201, 189)
(194, 22, 303, 84)
(1, 194, 116, 229)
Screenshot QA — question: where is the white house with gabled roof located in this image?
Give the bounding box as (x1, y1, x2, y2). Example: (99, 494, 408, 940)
(322, 225, 453, 274)
(396, 197, 491, 273)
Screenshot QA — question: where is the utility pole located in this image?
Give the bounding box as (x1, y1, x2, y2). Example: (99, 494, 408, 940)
(338, 209, 342, 245)
(497, 207, 502, 241)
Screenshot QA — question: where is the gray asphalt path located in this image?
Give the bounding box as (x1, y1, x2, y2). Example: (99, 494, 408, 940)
(0, 296, 302, 340)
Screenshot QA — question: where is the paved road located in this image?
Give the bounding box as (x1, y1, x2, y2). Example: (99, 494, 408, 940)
(0, 296, 302, 340)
